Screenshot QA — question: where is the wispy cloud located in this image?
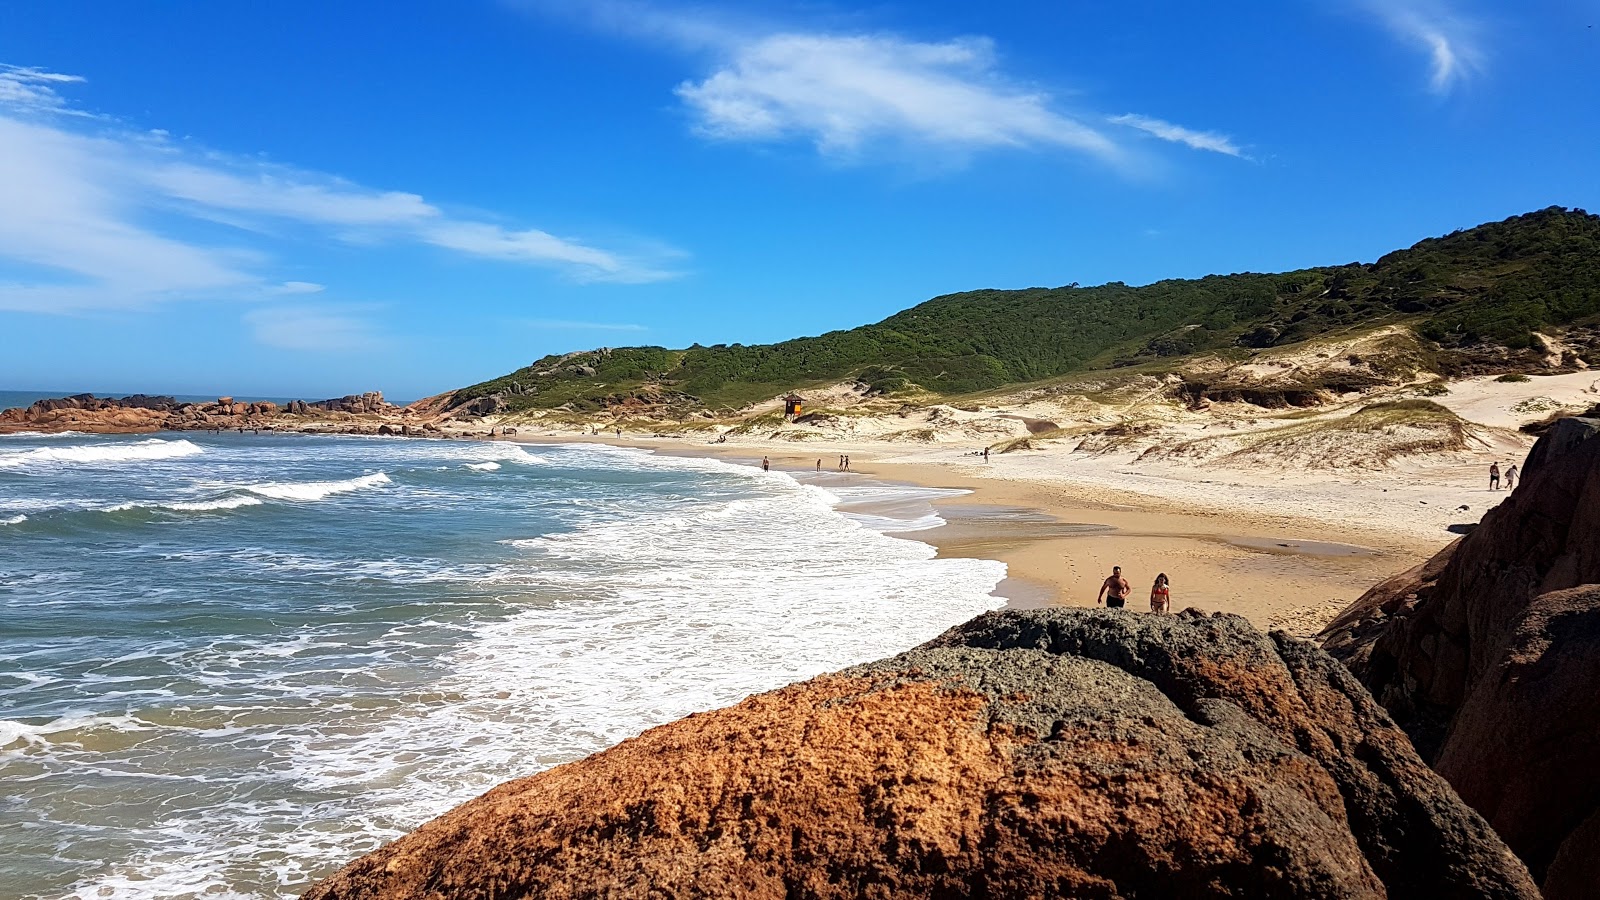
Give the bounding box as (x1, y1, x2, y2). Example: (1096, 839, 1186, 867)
(0, 65, 88, 116)
(1356, 0, 1484, 94)
(523, 318, 648, 331)
(1108, 114, 1246, 159)
(244, 305, 386, 352)
(527, 0, 1240, 169)
(677, 33, 1119, 161)
(269, 281, 327, 295)
(0, 63, 684, 315)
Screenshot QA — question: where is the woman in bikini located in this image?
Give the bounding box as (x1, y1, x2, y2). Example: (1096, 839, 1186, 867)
(1150, 573, 1171, 614)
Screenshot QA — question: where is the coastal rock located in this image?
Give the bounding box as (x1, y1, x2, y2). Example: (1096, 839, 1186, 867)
(1319, 417, 1600, 889)
(1431, 585, 1600, 895)
(305, 610, 1535, 900)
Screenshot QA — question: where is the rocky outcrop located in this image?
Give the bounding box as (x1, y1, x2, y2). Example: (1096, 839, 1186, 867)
(0, 392, 406, 435)
(306, 610, 1535, 900)
(1319, 418, 1600, 894)
(1432, 586, 1600, 887)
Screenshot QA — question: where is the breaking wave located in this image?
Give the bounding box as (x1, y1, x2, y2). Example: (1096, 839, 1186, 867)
(245, 472, 391, 502)
(0, 438, 204, 469)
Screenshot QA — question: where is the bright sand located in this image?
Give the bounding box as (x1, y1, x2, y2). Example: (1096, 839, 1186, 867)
(510, 433, 1503, 637)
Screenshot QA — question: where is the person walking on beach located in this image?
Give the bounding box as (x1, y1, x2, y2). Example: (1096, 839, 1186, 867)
(1489, 462, 1501, 491)
(816, 459, 822, 471)
(844, 455, 851, 472)
(983, 447, 989, 461)
(1505, 463, 1519, 491)
(1097, 566, 1131, 609)
(1150, 573, 1171, 614)
(762, 456, 770, 472)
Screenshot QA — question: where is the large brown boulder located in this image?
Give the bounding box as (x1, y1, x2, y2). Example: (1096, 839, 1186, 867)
(306, 610, 1534, 900)
(1319, 419, 1600, 892)
(1432, 585, 1600, 890)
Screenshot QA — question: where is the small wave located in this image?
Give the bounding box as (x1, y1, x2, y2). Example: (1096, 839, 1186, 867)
(105, 496, 266, 514)
(246, 472, 391, 502)
(0, 713, 155, 752)
(463, 461, 501, 471)
(1, 514, 25, 525)
(0, 430, 90, 439)
(0, 438, 204, 469)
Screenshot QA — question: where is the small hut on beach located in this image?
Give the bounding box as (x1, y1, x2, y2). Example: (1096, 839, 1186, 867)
(783, 394, 805, 417)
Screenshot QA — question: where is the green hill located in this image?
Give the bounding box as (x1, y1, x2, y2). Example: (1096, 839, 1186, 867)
(451, 206, 1600, 414)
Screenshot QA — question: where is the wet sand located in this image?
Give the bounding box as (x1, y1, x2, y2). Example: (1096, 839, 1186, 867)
(508, 434, 1443, 636)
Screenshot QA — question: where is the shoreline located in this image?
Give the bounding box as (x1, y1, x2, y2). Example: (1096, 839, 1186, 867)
(506, 433, 1457, 636)
(3, 425, 1458, 637)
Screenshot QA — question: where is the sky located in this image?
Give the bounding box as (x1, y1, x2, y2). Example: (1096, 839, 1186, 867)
(0, 1, 1596, 400)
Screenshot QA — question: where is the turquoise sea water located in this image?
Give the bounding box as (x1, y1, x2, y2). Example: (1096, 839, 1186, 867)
(0, 432, 1005, 899)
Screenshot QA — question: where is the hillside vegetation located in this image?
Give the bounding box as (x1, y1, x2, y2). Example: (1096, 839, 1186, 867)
(451, 207, 1600, 414)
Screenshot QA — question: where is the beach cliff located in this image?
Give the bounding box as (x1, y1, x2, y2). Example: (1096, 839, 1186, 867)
(305, 608, 1535, 899)
(1320, 416, 1600, 896)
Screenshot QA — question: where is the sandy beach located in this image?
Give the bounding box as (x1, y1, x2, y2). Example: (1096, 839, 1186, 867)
(506, 432, 1500, 637)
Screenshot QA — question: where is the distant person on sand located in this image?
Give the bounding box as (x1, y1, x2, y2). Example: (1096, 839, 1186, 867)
(982, 447, 989, 461)
(1150, 573, 1171, 614)
(816, 459, 822, 471)
(1505, 463, 1519, 491)
(844, 455, 851, 472)
(762, 456, 770, 472)
(1097, 566, 1130, 609)
(1489, 462, 1501, 491)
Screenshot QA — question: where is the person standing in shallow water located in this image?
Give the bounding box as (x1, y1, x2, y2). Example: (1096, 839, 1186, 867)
(1150, 573, 1171, 614)
(1490, 462, 1501, 490)
(761, 456, 770, 472)
(1097, 566, 1130, 609)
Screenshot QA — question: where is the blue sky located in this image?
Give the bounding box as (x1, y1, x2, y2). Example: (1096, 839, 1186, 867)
(0, 1, 1595, 400)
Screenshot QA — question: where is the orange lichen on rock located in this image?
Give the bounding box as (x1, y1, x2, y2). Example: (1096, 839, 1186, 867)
(308, 611, 1537, 900)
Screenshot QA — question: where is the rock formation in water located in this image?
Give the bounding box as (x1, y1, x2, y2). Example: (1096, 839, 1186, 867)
(305, 609, 1536, 900)
(1319, 416, 1600, 895)
(0, 391, 426, 435)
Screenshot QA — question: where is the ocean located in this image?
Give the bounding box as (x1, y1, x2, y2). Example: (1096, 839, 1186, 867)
(0, 432, 1005, 899)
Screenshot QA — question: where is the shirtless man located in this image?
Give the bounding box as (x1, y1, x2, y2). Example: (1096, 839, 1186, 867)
(1097, 565, 1131, 609)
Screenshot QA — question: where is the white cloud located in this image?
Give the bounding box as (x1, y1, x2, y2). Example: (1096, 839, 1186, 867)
(533, 1, 1239, 168)
(1357, 1, 1484, 94)
(0, 64, 683, 315)
(271, 281, 326, 295)
(0, 65, 87, 116)
(677, 33, 1119, 160)
(1108, 114, 1246, 159)
(244, 305, 385, 352)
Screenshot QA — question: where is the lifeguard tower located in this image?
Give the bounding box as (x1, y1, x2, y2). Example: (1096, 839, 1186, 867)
(783, 394, 805, 417)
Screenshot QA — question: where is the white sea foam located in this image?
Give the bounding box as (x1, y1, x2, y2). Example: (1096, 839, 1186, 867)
(0, 430, 90, 439)
(0, 712, 156, 753)
(463, 461, 501, 471)
(105, 496, 266, 514)
(0, 438, 204, 469)
(0, 514, 25, 525)
(28, 443, 1007, 900)
(246, 472, 391, 502)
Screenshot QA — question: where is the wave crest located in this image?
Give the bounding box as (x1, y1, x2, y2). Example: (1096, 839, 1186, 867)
(246, 472, 391, 502)
(0, 438, 204, 469)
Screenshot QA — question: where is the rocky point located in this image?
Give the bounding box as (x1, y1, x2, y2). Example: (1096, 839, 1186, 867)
(1320, 415, 1600, 896)
(306, 609, 1535, 900)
